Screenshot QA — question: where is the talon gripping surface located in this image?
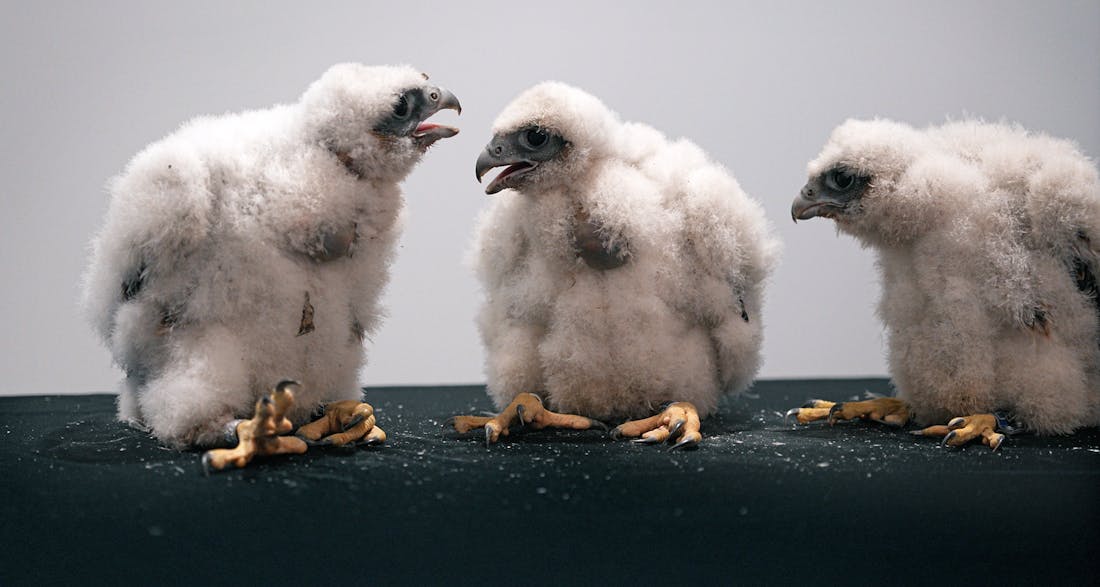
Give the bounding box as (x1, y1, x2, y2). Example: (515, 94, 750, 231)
(2, 379, 1098, 585)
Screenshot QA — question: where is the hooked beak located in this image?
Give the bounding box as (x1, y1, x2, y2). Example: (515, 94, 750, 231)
(413, 87, 462, 149)
(475, 136, 536, 195)
(791, 180, 842, 222)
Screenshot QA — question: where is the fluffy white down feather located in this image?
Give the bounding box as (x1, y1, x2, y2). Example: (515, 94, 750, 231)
(82, 64, 438, 448)
(807, 119, 1100, 433)
(472, 83, 780, 421)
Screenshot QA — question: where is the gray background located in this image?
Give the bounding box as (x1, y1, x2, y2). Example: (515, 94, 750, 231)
(2, 0, 1097, 395)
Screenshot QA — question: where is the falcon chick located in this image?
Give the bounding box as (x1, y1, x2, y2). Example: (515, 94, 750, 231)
(451, 82, 779, 449)
(789, 119, 1100, 448)
(82, 64, 460, 469)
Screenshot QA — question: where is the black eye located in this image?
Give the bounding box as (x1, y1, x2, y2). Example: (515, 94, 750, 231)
(393, 95, 410, 119)
(826, 168, 856, 191)
(523, 128, 548, 149)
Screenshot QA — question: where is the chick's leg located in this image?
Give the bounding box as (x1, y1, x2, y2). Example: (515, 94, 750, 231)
(449, 392, 605, 446)
(611, 402, 702, 450)
(910, 414, 1005, 450)
(295, 399, 386, 447)
(201, 380, 308, 474)
(785, 397, 911, 427)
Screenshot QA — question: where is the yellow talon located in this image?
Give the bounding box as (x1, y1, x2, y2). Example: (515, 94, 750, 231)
(613, 402, 702, 450)
(448, 393, 601, 446)
(202, 380, 308, 474)
(296, 399, 384, 446)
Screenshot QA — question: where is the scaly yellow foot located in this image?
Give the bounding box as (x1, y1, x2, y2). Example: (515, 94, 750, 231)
(784, 399, 836, 425)
(448, 392, 605, 447)
(295, 399, 386, 447)
(610, 402, 702, 450)
(910, 414, 1005, 450)
(201, 380, 308, 474)
(785, 397, 911, 427)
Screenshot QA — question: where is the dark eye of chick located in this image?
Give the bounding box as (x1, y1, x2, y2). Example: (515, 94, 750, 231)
(523, 128, 548, 149)
(392, 95, 410, 119)
(825, 168, 856, 191)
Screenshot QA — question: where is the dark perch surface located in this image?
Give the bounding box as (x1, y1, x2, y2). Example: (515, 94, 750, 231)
(2, 379, 1097, 585)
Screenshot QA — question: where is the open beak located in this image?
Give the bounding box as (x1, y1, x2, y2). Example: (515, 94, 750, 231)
(413, 87, 461, 149)
(475, 136, 536, 195)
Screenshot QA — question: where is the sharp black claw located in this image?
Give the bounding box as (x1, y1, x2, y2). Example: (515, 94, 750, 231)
(343, 414, 366, 431)
(515, 404, 526, 429)
(668, 419, 685, 441)
(784, 408, 801, 424)
(948, 417, 966, 429)
(609, 426, 623, 440)
(827, 402, 844, 425)
(484, 426, 494, 448)
(801, 399, 822, 409)
(588, 419, 609, 431)
(222, 419, 244, 445)
(669, 438, 699, 451)
(275, 379, 301, 392)
(632, 437, 660, 445)
(941, 430, 957, 447)
(442, 416, 456, 430)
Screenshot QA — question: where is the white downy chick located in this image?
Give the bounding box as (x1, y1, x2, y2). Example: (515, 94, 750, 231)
(792, 119, 1100, 441)
(82, 64, 460, 449)
(463, 82, 779, 447)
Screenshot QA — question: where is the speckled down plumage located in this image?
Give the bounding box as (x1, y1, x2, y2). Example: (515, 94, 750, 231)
(81, 64, 439, 448)
(807, 119, 1100, 433)
(472, 83, 780, 422)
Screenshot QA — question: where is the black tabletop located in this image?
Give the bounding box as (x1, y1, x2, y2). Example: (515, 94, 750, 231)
(2, 379, 1097, 585)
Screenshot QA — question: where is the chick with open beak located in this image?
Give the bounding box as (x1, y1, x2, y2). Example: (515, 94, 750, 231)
(475, 126, 566, 194)
(410, 86, 462, 150)
(373, 84, 462, 151)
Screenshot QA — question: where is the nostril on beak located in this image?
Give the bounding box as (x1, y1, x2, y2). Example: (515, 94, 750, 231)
(494, 146, 503, 155)
(801, 186, 815, 199)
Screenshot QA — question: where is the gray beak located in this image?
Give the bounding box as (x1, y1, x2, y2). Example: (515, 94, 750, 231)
(791, 180, 837, 222)
(412, 87, 461, 148)
(791, 184, 818, 222)
(475, 136, 536, 195)
(431, 87, 462, 116)
(476, 147, 502, 183)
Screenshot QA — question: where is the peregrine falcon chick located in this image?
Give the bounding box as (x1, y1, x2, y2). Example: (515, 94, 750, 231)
(450, 82, 779, 449)
(82, 64, 460, 470)
(788, 119, 1100, 449)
